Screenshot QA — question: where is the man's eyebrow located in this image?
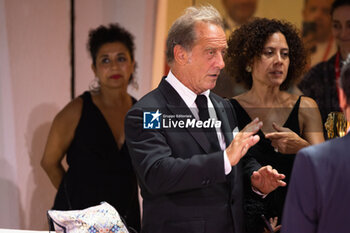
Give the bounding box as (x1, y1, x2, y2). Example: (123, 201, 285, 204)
(204, 47, 216, 52)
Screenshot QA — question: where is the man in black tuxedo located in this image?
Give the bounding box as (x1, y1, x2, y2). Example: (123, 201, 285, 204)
(282, 55, 350, 232)
(125, 5, 285, 233)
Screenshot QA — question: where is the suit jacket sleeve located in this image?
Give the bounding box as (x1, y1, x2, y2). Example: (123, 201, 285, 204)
(282, 148, 319, 233)
(125, 106, 228, 196)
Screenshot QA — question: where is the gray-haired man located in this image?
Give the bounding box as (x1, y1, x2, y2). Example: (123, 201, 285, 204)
(125, 5, 284, 233)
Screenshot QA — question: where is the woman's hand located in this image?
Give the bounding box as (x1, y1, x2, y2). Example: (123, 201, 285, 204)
(265, 123, 309, 154)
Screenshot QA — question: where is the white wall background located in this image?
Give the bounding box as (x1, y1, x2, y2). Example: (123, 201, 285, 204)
(0, 0, 71, 229)
(0, 0, 157, 230)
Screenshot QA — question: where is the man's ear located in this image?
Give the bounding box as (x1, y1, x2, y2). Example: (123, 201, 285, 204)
(339, 88, 348, 111)
(302, 8, 306, 20)
(174, 45, 189, 65)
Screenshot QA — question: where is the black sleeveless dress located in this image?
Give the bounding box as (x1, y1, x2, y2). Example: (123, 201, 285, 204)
(53, 91, 140, 232)
(230, 96, 302, 233)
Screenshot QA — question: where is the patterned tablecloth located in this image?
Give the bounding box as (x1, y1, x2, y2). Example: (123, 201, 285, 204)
(0, 229, 47, 233)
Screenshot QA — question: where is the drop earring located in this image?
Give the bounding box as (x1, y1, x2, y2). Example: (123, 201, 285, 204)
(89, 77, 101, 91)
(246, 65, 252, 73)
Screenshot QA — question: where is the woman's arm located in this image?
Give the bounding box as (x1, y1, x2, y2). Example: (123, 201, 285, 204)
(41, 98, 83, 189)
(265, 96, 324, 154)
(299, 96, 325, 145)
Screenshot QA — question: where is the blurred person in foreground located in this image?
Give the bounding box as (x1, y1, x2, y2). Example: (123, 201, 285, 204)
(125, 5, 285, 233)
(299, 0, 350, 139)
(302, 0, 337, 68)
(282, 54, 350, 233)
(41, 23, 140, 231)
(226, 18, 325, 232)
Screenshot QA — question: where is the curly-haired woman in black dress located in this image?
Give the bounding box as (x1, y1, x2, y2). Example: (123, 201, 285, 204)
(226, 18, 324, 232)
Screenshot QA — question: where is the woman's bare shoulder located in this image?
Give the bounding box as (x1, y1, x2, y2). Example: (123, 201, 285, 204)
(54, 96, 84, 125)
(299, 96, 318, 108)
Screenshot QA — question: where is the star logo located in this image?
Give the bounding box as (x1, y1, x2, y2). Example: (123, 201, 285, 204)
(143, 109, 162, 129)
(150, 109, 161, 123)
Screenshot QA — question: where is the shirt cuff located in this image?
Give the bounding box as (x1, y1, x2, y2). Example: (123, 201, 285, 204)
(252, 186, 267, 198)
(223, 150, 232, 175)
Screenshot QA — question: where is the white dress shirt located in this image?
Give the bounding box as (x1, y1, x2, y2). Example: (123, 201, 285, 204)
(165, 70, 232, 174)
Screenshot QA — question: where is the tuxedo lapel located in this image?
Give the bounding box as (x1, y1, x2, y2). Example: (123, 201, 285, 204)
(158, 78, 212, 153)
(210, 95, 237, 188)
(210, 96, 233, 146)
(167, 104, 212, 153)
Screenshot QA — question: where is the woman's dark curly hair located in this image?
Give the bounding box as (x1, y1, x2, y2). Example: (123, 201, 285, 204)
(87, 23, 136, 82)
(225, 18, 307, 90)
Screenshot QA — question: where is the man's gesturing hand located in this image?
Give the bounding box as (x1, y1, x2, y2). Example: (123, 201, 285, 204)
(251, 165, 286, 194)
(226, 117, 263, 166)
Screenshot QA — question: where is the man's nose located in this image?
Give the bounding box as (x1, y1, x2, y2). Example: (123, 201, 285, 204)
(217, 52, 225, 69)
(340, 28, 350, 40)
(313, 8, 323, 19)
